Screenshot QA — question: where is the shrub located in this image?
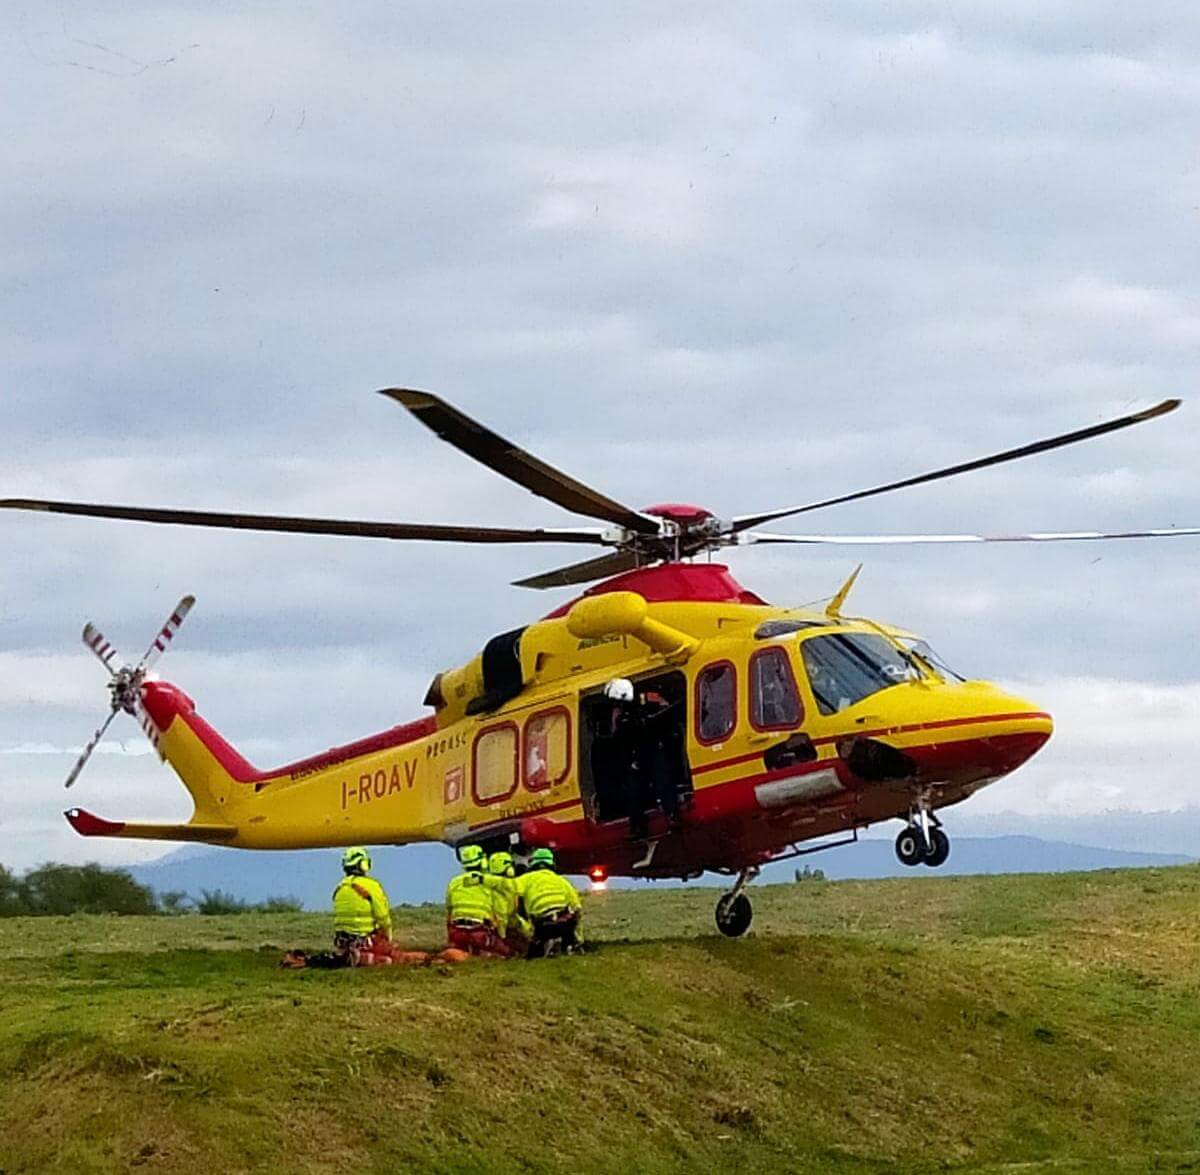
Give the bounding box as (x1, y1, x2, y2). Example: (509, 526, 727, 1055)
(19, 863, 158, 916)
(195, 889, 249, 915)
(157, 890, 191, 914)
(0, 865, 25, 916)
(793, 865, 826, 884)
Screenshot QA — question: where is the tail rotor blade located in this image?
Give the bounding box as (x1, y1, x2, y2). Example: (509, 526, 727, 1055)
(139, 595, 196, 671)
(64, 707, 120, 789)
(82, 623, 124, 677)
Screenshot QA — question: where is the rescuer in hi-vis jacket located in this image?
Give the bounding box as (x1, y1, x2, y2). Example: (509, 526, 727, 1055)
(445, 844, 510, 957)
(517, 847, 583, 958)
(488, 850, 532, 956)
(331, 846, 398, 965)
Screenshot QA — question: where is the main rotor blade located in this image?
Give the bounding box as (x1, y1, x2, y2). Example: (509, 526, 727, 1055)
(64, 707, 120, 790)
(380, 388, 660, 534)
(732, 399, 1182, 532)
(744, 525, 1200, 546)
(0, 499, 611, 546)
(139, 595, 195, 671)
(512, 549, 642, 589)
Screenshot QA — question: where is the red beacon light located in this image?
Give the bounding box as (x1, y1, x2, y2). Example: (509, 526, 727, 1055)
(588, 865, 609, 890)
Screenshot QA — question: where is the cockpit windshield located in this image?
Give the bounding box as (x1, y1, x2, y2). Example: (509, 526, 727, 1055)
(900, 638, 965, 682)
(799, 632, 920, 715)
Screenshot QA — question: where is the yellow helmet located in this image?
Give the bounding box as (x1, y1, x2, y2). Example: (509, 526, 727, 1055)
(342, 846, 371, 873)
(459, 844, 486, 871)
(488, 851, 515, 877)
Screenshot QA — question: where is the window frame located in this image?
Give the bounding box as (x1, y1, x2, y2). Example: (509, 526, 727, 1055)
(471, 720, 520, 806)
(748, 646, 804, 732)
(694, 660, 738, 746)
(522, 705, 572, 793)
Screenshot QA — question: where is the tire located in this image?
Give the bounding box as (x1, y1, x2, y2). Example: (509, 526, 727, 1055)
(715, 892, 753, 938)
(923, 827, 950, 868)
(895, 827, 924, 867)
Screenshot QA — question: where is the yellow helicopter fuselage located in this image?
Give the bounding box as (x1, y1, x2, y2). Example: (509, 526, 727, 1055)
(68, 564, 1051, 878)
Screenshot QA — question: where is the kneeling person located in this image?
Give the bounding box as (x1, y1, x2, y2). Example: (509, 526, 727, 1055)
(332, 846, 395, 965)
(517, 848, 583, 958)
(488, 850, 532, 956)
(446, 845, 510, 957)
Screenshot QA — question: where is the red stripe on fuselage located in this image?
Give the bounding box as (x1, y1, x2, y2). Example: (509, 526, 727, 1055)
(140, 680, 438, 785)
(691, 711, 1051, 777)
(522, 726, 1049, 874)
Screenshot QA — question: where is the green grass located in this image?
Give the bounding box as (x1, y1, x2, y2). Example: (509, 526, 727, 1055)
(3, 868, 1200, 1172)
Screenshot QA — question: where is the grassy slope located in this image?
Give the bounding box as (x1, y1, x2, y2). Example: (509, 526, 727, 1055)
(3, 868, 1200, 1174)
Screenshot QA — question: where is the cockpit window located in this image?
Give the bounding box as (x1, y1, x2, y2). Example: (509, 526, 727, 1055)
(800, 632, 919, 715)
(749, 647, 803, 730)
(900, 638, 965, 682)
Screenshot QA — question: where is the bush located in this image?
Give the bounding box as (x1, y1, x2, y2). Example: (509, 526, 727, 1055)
(793, 865, 826, 884)
(17, 863, 159, 916)
(0, 864, 308, 916)
(0, 865, 25, 917)
(195, 889, 249, 915)
(194, 890, 303, 914)
(157, 890, 191, 914)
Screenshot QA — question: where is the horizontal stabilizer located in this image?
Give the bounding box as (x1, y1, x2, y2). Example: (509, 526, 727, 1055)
(65, 807, 236, 843)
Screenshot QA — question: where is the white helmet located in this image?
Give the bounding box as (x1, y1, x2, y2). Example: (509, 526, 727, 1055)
(603, 678, 635, 703)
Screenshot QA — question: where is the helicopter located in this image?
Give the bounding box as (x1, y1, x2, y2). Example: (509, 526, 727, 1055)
(3, 391, 1196, 936)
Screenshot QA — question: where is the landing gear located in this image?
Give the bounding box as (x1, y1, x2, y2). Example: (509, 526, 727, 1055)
(924, 827, 950, 868)
(715, 866, 759, 937)
(894, 804, 951, 868)
(895, 826, 924, 867)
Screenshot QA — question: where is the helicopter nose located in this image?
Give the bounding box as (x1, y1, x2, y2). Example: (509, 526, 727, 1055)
(897, 689, 1053, 785)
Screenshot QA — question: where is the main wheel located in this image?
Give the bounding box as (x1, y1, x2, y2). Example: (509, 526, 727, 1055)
(715, 892, 753, 938)
(923, 827, 950, 868)
(895, 826, 924, 867)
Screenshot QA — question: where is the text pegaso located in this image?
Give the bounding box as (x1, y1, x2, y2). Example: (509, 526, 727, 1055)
(340, 760, 418, 809)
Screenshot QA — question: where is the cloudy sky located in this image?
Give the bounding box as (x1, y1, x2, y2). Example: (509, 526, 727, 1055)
(3, 2, 1199, 870)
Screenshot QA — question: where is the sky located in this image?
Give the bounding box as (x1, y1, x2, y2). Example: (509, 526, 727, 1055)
(2, 2, 1199, 870)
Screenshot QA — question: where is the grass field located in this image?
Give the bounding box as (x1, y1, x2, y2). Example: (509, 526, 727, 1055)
(3, 867, 1200, 1173)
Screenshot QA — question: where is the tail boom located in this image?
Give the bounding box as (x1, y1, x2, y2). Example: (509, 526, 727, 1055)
(66, 679, 448, 849)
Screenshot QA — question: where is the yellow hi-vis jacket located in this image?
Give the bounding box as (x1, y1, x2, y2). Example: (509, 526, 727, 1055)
(332, 874, 392, 938)
(490, 876, 532, 939)
(517, 867, 582, 921)
(446, 870, 501, 926)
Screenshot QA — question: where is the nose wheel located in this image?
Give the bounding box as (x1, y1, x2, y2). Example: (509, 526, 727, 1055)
(715, 866, 758, 937)
(895, 808, 951, 868)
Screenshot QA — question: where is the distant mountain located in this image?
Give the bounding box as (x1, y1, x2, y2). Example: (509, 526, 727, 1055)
(127, 835, 1194, 910)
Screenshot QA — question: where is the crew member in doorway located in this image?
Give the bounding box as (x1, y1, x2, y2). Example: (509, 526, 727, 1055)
(602, 678, 688, 839)
(332, 846, 397, 965)
(517, 847, 583, 958)
(488, 850, 531, 956)
(446, 844, 510, 957)
(637, 686, 687, 830)
(601, 677, 649, 836)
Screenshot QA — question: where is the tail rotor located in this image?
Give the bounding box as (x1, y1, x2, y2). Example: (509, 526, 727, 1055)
(64, 595, 196, 790)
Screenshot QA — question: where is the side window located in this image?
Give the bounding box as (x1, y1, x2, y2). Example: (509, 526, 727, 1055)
(472, 723, 518, 804)
(524, 708, 571, 791)
(696, 662, 737, 744)
(750, 647, 802, 731)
